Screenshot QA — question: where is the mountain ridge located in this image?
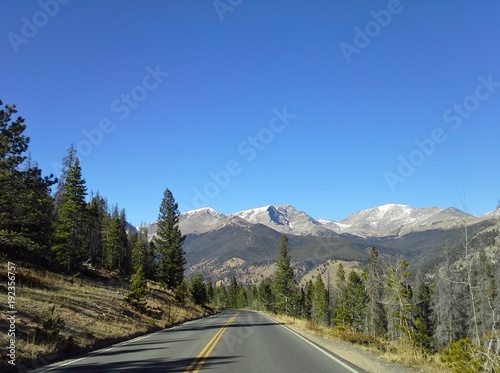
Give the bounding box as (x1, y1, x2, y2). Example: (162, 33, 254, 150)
(139, 203, 499, 285)
(157, 203, 490, 239)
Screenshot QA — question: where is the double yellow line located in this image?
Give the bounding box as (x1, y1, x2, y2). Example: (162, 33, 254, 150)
(184, 313, 238, 373)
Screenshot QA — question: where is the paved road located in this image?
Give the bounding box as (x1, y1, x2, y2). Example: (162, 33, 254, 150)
(34, 310, 364, 372)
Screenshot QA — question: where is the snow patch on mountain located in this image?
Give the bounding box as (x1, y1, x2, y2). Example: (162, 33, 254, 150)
(485, 207, 500, 218)
(229, 204, 338, 236)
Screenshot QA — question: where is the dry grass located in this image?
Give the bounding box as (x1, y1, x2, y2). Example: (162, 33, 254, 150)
(267, 313, 454, 373)
(0, 264, 216, 370)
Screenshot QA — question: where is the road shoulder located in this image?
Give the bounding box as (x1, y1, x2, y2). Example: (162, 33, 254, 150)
(262, 313, 417, 373)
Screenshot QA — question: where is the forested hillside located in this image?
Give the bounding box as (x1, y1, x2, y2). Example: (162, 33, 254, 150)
(206, 224, 500, 372)
(0, 100, 212, 370)
(0, 100, 176, 281)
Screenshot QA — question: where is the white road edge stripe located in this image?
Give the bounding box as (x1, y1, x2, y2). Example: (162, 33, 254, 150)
(262, 313, 361, 373)
(43, 331, 156, 371)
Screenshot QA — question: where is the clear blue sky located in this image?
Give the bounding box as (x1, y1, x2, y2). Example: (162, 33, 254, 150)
(2, 0, 499, 226)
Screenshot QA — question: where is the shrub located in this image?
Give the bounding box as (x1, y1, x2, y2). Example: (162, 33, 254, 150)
(175, 279, 188, 305)
(127, 266, 147, 310)
(441, 338, 486, 373)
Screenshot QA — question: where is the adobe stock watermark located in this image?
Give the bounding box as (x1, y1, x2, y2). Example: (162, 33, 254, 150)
(213, 0, 242, 22)
(7, 0, 70, 54)
(339, 0, 409, 64)
(182, 107, 297, 210)
(385, 73, 500, 192)
(51, 64, 169, 174)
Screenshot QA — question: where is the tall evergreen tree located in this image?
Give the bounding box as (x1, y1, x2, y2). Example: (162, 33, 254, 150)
(258, 278, 275, 312)
(53, 157, 88, 272)
(333, 263, 349, 327)
(53, 144, 77, 217)
(153, 188, 186, 289)
(236, 287, 248, 309)
(103, 209, 122, 271)
(311, 276, 329, 325)
(272, 235, 297, 315)
(412, 279, 435, 350)
(131, 228, 154, 276)
(333, 270, 366, 330)
(227, 276, 240, 308)
(344, 270, 366, 332)
(118, 208, 132, 275)
(0, 100, 55, 258)
(206, 281, 215, 304)
(298, 283, 313, 320)
(87, 193, 108, 267)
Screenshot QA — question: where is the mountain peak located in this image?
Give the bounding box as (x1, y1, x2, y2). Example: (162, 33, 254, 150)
(375, 203, 410, 213)
(182, 207, 225, 217)
(229, 204, 338, 237)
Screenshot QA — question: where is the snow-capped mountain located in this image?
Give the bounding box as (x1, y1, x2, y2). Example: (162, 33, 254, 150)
(144, 207, 251, 238)
(228, 204, 339, 237)
(142, 203, 492, 239)
(485, 207, 500, 218)
(179, 207, 228, 234)
(138, 203, 499, 285)
(318, 204, 478, 237)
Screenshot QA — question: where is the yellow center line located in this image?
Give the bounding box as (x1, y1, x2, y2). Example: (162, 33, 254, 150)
(184, 313, 238, 373)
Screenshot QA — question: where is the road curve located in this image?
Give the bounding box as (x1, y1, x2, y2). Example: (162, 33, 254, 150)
(33, 309, 365, 372)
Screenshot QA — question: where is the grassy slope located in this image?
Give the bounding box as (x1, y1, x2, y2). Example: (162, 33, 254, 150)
(0, 264, 216, 370)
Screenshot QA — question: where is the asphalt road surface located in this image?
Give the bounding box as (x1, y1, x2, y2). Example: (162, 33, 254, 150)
(34, 310, 365, 372)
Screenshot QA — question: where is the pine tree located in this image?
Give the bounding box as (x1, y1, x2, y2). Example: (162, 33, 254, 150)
(272, 235, 297, 315)
(302, 280, 314, 319)
(131, 230, 148, 274)
(214, 283, 228, 307)
(190, 273, 208, 305)
(344, 270, 366, 332)
(118, 208, 132, 276)
(53, 157, 88, 272)
(298, 284, 312, 320)
(311, 276, 328, 325)
(0, 100, 55, 259)
(236, 287, 248, 308)
(333, 263, 349, 327)
(227, 276, 240, 308)
(412, 279, 434, 350)
(87, 193, 108, 267)
(175, 278, 189, 305)
(154, 189, 186, 289)
(103, 208, 120, 270)
(17, 155, 55, 257)
(53, 144, 77, 217)
(247, 285, 259, 309)
(258, 278, 275, 312)
(127, 266, 147, 309)
(206, 281, 215, 304)
(102, 205, 130, 274)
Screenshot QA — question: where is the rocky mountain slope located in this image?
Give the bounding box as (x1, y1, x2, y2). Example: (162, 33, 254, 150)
(320, 204, 480, 238)
(140, 203, 499, 284)
(228, 204, 340, 237)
